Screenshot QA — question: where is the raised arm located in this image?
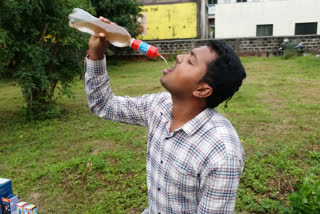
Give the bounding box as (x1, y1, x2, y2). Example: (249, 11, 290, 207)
(85, 56, 159, 126)
(84, 17, 160, 126)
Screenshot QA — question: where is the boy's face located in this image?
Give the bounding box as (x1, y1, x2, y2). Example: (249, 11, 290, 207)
(160, 46, 218, 98)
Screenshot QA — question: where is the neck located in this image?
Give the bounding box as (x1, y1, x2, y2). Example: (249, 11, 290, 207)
(169, 95, 206, 132)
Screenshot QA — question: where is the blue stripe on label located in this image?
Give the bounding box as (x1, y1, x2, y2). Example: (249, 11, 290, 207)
(138, 41, 150, 54)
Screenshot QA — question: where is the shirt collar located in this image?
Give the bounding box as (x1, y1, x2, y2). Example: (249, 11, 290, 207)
(181, 108, 216, 136)
(158, 95, 216, 136)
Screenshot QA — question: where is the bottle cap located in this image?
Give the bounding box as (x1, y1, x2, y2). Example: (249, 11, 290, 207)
(146, 45, 160, 58)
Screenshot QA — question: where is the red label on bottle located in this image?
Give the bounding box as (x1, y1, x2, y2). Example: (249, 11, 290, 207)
(130, 39, 142, 52)
(130, 39, 160, 58)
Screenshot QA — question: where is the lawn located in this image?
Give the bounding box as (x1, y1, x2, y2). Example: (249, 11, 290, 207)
(0, 56, 319, 213)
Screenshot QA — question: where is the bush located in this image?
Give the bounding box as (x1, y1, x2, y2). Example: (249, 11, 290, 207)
(286, 173, 320, 214)
(0, 0, 93, 120)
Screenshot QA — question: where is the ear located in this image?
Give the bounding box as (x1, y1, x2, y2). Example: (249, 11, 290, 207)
(193, 83, 213, 98)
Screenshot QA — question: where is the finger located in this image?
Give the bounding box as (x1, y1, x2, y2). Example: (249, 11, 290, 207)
(89, 35, 99, 43)
(99, 16, 112, 24)
(103, 18, 112, 24)
(98, 33, 106, 38)
(98, 33, 107, 42)
(91, 34, 99, 39)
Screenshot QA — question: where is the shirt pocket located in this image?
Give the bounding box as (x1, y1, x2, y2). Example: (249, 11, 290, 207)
(165, 161, 198, 213)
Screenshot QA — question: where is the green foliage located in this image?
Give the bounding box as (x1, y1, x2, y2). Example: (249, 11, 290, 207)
(308, 150, 320, 163)
(285, 149, 320, 213)
(90, 0, 143, 38)
(0, 0, 144, 120)
(0, 0, 93, 119)
(0, 57, 319, 213)
(237, 147, 303, 213)
(287, 173, 320, 214)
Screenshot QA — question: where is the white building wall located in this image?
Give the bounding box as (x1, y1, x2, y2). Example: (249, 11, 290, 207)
(215, 0, 320, 38)
(218, 0, 262, 4)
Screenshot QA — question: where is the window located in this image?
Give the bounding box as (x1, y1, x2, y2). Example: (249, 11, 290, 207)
(256, 24, 273, 36)
(295, 22, 317, 35)
(237, 0, 247, 2)
(208, 0, 218, 5)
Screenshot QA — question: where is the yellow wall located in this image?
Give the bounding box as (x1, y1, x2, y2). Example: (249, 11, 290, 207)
(138, 3, 197, 40)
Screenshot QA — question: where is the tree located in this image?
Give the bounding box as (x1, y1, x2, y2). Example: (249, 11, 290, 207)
(0, 0, 94, 119)
(0, 0, 143, 120)
(90, 0, 143, 38)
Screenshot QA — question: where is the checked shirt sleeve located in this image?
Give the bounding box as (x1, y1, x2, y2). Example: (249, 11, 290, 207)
(84, 56, 156, 127)
(197, 156, 244, 214)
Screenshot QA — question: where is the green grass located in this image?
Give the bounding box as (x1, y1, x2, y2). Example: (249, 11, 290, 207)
(0, 56, 320, 213)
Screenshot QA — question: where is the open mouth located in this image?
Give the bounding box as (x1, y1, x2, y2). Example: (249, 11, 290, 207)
(163, 69, 172, 74)
(163, 62, 176, 74)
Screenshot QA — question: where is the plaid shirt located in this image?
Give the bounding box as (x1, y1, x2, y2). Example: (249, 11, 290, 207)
(84, 57, 245, 214)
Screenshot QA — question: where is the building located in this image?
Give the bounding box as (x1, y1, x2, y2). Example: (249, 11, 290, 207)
(137, 0, 208, 40)
(208, 0, 263, 38)
(214, 0, 320, 38)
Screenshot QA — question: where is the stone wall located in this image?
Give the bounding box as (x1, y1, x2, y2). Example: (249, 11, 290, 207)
(112, 35, 320, 57)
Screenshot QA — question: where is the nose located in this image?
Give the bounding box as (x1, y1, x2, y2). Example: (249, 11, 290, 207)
(176, 54, 184, 64)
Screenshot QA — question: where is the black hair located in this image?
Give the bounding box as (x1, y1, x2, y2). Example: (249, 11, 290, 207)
(200, 40, 246, 108)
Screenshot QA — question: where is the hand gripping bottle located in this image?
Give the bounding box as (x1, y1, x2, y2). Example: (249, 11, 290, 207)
(68, 8, 162, 59)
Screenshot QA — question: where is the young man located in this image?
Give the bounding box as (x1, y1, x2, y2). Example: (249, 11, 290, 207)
(85, 17, 246, 214)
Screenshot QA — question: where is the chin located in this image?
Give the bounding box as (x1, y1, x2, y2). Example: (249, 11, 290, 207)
(160, 78, 171, 92)
(160, 78, 166, 88)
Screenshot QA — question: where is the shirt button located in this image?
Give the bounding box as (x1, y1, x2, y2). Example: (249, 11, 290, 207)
(160, 160, 163, 164)
(158, 187, 160, 191)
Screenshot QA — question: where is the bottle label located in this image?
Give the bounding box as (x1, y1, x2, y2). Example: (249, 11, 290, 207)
(130, 39, 159, 58)
(138, 41, 150, 55)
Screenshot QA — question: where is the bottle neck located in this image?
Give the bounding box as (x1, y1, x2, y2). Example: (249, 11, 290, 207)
(130, 38, 142, 51)
(129, 38, 135, 48)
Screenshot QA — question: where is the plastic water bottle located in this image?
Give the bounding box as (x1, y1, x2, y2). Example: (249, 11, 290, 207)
(68, 8, 166, 60)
